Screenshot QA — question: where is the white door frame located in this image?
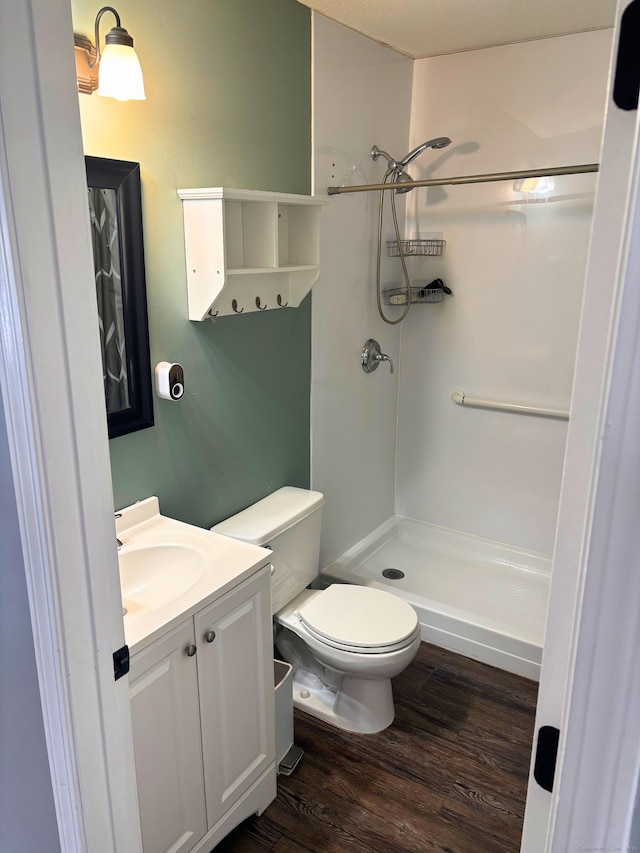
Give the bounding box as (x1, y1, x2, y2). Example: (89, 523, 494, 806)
(548, 53, 640, 852)
(522, 0, 640, 848)
(0, 0, 141, 849)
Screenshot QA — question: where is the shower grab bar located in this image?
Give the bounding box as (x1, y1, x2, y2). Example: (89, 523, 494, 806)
(450, 389, 569, 420)
(327, 162, 599, 195)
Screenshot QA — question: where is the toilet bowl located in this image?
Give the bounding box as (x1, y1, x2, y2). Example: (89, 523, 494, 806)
(275, 585, 421, 733)
(212, 486, 421, 734)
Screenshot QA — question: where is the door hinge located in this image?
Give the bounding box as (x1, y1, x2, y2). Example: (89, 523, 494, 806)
(113, 645, 130, 681)
(613, 0, 640, 111)
(533, 725, 560, 793)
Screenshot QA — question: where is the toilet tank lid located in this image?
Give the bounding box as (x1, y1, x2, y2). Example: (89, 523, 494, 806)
(211, 486, 324, 545)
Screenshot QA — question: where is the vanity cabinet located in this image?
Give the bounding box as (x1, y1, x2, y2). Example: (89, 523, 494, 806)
(177, 187, 323, 320)
(194, 568, 275, 829)
(129, 566, 276, 853)
(129, 620, 207, 853)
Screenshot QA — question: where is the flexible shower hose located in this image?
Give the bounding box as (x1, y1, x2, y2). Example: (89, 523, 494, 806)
(376, 169, 411, 325)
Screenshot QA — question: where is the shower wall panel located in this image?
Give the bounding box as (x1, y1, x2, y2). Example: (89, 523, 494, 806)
(311, 14, 412, 567)
(397, 31, 613, 553)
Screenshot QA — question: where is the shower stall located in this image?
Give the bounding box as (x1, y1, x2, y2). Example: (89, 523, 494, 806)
(311, 14, 612, 679)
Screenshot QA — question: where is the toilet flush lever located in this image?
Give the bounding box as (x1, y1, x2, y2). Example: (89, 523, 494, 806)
(361, 339, 394, 374)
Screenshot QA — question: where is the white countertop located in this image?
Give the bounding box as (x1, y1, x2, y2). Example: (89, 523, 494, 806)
(116, 497, 271, 655)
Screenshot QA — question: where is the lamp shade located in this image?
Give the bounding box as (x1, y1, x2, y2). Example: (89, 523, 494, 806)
(97, 42, 145, 101)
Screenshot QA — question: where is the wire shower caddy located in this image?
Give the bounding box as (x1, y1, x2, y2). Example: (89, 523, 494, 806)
(386, 238, 446, 257)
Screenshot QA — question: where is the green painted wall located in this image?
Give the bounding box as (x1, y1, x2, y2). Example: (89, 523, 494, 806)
(72, 0, 311, 528)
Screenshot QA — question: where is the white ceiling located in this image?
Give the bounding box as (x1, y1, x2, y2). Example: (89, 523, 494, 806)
(298, 0, 616, 59)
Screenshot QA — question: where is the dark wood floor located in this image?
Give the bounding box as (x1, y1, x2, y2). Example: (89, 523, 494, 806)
(217, 642, 538, 853)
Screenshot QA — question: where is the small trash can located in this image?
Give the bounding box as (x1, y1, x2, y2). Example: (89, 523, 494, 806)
(273, 659, 303, 775)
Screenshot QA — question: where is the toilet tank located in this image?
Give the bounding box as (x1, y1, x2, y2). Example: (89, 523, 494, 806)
(211, 487, 324, 614)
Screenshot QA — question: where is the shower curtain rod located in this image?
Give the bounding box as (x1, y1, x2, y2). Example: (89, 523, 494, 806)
(326, 162, 599, 196)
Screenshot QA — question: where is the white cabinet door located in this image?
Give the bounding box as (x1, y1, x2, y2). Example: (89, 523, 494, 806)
(194, 569, 275, 829)
(129, 620, 208, 853)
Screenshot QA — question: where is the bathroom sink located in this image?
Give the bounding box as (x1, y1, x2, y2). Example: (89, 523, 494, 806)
(115, 496, 272, 653)
(119, 544, 206, 612)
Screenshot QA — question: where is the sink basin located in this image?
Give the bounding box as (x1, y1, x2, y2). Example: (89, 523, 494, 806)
(115, 496, 272, 653)
(119, 544, 206, 611)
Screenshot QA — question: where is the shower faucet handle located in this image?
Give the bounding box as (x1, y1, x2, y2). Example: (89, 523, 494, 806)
(361, 339, 394, 374)
(377, 352, 395, 373)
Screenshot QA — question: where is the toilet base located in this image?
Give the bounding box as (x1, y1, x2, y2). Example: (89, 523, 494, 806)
(291, 669, 395, 734)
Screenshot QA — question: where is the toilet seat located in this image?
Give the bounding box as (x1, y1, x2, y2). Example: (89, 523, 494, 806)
(296, 584, 419, 654)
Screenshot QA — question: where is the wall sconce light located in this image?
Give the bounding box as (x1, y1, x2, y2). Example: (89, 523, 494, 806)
(74, 6, 145, 101)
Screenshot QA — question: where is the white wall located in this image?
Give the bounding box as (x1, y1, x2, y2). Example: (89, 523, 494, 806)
(0, 393, 61, 853)
(312, 13, 412, 566)
(396, 31, 612, 554)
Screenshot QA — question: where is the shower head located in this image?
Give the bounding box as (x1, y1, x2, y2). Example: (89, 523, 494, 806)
(394, 170, 414, 194)
(371, 136, 452, 193)
(398, 137, 452, 168)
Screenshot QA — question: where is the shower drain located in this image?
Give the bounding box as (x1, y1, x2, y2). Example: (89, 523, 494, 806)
(382, 568, 405, 580)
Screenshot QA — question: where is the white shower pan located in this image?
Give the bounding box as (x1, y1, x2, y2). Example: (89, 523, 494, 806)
(321, 517, 550, 681)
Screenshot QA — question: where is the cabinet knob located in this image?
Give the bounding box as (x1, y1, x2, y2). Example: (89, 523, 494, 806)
(204, 630, 216, 643)
(185, 644, 197, 657)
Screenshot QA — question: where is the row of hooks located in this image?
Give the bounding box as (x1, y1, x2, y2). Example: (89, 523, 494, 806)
(207, 293, 289, 321)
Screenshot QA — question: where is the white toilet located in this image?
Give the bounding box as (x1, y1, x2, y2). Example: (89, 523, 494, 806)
(212, 486, 421, 734)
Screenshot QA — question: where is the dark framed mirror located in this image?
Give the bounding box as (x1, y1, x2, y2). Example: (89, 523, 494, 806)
(85, 156, 154, 439)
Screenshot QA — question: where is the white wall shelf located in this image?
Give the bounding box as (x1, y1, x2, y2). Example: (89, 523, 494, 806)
(177, 187, 324, 320)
